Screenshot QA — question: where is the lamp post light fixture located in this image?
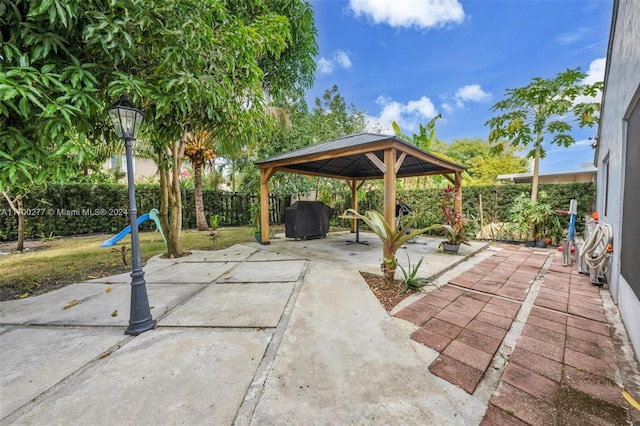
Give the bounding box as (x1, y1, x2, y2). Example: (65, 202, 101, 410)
(107, 96, 156, 336)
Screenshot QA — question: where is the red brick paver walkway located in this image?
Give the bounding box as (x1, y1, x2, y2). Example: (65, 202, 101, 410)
(394, 245, 633, 425)
(395, 245, 545, 393)
(486, 252, 629, 425)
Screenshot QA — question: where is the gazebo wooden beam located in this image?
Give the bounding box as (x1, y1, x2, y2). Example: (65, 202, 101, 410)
(395, 152, 407, 173)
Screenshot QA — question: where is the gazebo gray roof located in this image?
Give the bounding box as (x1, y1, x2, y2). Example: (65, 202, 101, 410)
(256, 132, 465, 180)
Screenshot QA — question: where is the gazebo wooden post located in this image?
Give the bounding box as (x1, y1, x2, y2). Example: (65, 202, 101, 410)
(454, 171, 463, 217)
(350, 177, 358, 232)
(259, 168, 272, 245)
(383, 148, 397, 230)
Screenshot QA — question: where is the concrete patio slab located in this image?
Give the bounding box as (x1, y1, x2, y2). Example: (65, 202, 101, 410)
(250, 262, 464, 425)
(219, 260, 305, 283)
(259, 233, 487, 279)
(144, 261, 238, 283)
(3, 237, 638, 425)
(246, 248, 305, 262)
(0, 327, 126, 416)
(84, 272, 131, 284)
(4, 329, 272, 426)
(1, 283, 204, 326)
(160, 282, 295, 328)
(170, 246, 257, 263)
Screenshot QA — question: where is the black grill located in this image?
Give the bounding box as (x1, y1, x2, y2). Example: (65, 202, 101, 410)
(284, 201, 334, 240)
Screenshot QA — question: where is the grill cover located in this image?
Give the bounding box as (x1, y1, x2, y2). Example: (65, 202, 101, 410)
(285, 201, 334, 240)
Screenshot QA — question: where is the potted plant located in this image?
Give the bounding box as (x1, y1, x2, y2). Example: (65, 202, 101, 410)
(437, 185, 471, 254)
(438, 224, 471, 253)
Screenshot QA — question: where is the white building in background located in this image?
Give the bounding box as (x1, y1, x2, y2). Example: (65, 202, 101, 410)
(103, 154, 159, 182)
(595, 0, 640, 356)
(498, 166, 597, 184)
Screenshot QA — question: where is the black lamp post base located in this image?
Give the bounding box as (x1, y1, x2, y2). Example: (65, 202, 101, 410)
(125, 269, 156, 336)
(125, 318, 157, 336)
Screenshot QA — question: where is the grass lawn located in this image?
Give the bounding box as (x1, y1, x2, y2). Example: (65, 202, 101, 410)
(0, 227, 257, 301)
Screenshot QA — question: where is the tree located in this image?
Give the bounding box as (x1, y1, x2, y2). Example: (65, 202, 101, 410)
(449, 137, 528, 185)
(0, 1, 111, 250)
(486, 68, 601, 198)
(392, 114, 442, 152)
(486, 67, 602, 238)
(2, 0, 317, 258)
(392, 116, 459, 189)
(308, 85, 367, 200)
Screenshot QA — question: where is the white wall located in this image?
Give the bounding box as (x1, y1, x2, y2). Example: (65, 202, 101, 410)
(596, 0, 640, 356)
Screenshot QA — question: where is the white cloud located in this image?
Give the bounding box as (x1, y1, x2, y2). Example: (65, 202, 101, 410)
(317, 50, 352, 74)
(555, 28, 588, 45)
(575, 57, 606, 104)
(455, 84, 491, 102)
(441, 84, 491, 111)
(349, 0, 465, 29)
(335, 51, 352, 69)
(317, 57, 334, 74)
(366, 95, 438, 133)
(582, 57, 605, 85)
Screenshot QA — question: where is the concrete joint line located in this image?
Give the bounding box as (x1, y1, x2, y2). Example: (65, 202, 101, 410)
(232, 260, 311, 426)
(472, 252, 553, 405)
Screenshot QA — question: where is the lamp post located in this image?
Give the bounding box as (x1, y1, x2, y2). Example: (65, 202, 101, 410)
(107, 96, 156, 335)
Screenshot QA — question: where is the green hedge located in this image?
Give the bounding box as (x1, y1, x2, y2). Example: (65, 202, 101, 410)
(334, 182, 595, 237)
(0, 184, 286, 241)
(0, 182, 595, 242)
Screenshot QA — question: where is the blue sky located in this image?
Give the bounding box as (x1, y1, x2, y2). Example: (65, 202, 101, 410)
(305, 0, 612, 174)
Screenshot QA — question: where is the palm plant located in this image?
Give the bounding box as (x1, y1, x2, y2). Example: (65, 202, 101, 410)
(398, 253, 432, 294)
(342, 209, 438, 288)
(184, 130, 216, 231)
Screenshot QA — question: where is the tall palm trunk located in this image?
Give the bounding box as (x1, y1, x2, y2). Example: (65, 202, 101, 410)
(194, 164, 208, 230)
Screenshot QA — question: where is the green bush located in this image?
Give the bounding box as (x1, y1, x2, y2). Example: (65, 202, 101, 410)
(0, 184, 287, 241)
(0, 182, 595, 242)
(333, 182, 595, 239)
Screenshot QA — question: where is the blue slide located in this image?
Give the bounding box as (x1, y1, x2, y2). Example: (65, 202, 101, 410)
(101, 209, 166, 247)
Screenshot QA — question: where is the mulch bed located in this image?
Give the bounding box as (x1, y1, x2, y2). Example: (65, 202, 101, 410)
(360, 271, 417, 312)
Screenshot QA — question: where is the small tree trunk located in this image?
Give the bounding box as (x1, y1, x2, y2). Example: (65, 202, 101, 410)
(2, 192, 24, 251)
(194, 164, 208, 231)
(16, 195, 24, 251)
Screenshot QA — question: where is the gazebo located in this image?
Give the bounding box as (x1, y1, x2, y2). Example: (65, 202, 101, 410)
(256, 132, 466, 244)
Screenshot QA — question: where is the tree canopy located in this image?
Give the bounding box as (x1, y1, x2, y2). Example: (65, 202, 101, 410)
(449, 137, 529, 185)
(1, 0, 318, 254)
(486, 67, 602, 202)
